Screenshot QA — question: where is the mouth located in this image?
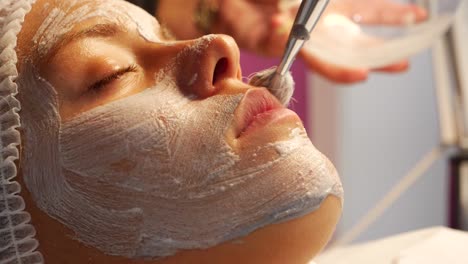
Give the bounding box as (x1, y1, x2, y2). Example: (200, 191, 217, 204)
(233, 88, 297, 138)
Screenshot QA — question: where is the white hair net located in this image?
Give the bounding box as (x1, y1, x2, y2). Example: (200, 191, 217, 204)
(0, 0, 43, 263)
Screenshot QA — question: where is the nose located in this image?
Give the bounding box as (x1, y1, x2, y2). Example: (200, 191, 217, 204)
(175, 35, 241, 98)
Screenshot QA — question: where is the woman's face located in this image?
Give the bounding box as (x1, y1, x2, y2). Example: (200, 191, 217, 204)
(16, 0, 342, 258)
(26, 0, 298, 147)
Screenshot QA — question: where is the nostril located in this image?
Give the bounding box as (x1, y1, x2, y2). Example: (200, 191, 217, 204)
(213, 57, 228, 85)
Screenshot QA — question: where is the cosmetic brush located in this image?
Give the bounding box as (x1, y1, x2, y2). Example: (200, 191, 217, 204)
(249, 0, 330, 106)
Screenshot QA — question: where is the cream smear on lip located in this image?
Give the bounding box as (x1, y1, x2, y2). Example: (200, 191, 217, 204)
(18, 0, 343, 258)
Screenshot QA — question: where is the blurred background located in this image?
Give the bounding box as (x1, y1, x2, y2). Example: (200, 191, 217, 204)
(309, 50, 445, 243)
(306, 1, 468, 244)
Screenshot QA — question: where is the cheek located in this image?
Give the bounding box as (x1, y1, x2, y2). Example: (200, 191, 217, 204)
(60, 92, 182, 193)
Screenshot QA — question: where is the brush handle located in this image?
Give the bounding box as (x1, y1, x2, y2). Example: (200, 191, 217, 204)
(276, 0, 330, 76)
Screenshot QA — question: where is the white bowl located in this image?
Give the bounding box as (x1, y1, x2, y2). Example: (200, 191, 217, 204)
(304, 0, 463, 68)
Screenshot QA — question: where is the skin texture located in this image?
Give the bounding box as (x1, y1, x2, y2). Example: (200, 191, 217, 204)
(15, 0, 342, 262)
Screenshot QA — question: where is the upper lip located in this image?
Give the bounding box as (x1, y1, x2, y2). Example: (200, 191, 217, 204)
(233, 88, 284, 137)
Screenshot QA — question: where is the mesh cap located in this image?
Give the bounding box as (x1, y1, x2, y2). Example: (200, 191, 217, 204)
(0, 0, 43, 263)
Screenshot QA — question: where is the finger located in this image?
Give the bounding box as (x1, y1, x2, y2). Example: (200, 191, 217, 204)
(371, 4, 428, 25)
(373, 60, 409, 73)
(215, 0, 272, 51)
(409, 4, 429, 23)
(260, 12, 291, 56)
(299, 50, 369, 84)
(260, 1, 300, 56)
(328, 0, 428, 26)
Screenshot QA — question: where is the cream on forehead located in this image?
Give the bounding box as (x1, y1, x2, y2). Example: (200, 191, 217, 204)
(18, 34, 343, 258)
(32, 0, 158, 58)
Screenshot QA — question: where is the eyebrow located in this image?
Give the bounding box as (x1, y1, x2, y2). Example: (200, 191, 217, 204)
(44, 23, 123, 63)
(42, 21, 176, 64)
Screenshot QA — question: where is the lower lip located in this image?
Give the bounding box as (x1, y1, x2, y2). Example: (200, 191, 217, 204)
(239, 108, 299, 137)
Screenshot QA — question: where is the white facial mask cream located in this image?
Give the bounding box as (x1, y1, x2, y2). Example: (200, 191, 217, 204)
(19, 63, 342, 257)
(17, 0, 343, 258)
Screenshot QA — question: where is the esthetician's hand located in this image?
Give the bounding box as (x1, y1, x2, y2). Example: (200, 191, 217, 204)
(157, 0, 427, 84)
(157, 0, 293, 55)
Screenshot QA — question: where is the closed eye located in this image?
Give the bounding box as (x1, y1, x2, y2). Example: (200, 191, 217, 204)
(89, 64, 138, 92)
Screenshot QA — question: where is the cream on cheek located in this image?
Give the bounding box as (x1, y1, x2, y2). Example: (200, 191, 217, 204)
(60, 77, 242, 197)
(19, 60, 240, 258)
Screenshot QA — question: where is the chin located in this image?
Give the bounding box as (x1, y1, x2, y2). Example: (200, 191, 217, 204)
(164, 195, 342, 264)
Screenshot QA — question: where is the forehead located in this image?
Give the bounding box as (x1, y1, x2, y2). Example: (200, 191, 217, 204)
(29, 0, 159, 59)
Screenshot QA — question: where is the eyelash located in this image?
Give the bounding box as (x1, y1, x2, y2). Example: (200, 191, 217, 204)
(89, 64, 138, 91)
